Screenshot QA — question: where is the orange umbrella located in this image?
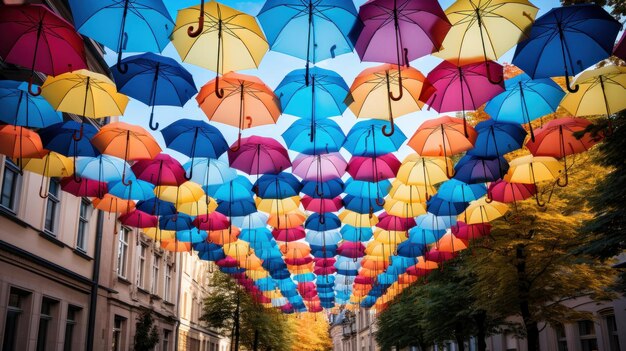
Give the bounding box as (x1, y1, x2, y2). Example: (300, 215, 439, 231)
(409, 116, 478, 158)
(280, 242, 311, 258)
(91, 122, 161, 185)
(161, 239, 191, 252)
(347, 64, 435, 136)
(436, 233, 469, 253)
(0, 125, 44, 170)
(208, 227, 240, 244)
(92, 193, 135, 214)
(268, 210, 306, 229)
(197, 72, 281, 150)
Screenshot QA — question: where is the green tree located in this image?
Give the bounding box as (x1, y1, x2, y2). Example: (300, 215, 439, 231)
(133, 309, 159, 351)
(375, 290, 431, 351)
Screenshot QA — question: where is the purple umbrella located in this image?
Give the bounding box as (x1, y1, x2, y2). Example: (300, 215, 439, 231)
(355, 0, 450, 99)
(453, 155, 509, 184)
(422, 60, 504, 136)
(227, 136, 291, 175)
(292, 153, 347, 182)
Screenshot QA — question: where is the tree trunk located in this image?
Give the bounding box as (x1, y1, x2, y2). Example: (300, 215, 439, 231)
(234, 294, 240, 351)
(516, 244, 539, 351)
(474, 310, 487, 351)
(455, 322, 465, 351)
(253, 329, 259, 351)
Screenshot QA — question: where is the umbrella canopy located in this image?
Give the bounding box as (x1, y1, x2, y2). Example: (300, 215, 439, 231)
(254, 173, 302, 199)
(526, 118, 598, 159)
(108, 179, 155, 201)
(75, 155, 131, 186)
(408, 116, 477, 157)
(272, 227, 306, 242)
(111, 53, 197, 130)
(38, 121, 99, 161)
(155, 181, 205, 207)
(301, 196, 343, 213)
(171, 1, 268, 97)
(560, 65, 626, 118)
(461, 197, 509, 224)
(347, 154, 400, 182)
(437, 179, 487, 203)
(268, 211, 306, 229)
(131, 154, 186, 186)
(282, 119, 345, 155)
(0, 81, 62, 127)
(487, 179, 536, 204)
(136, 198, 176, 216)
(384, 198, 426, 218)
(292, 153, 347, 182)
(92, 194, 135, 214)
(22, 151, 74, 198)
(61, 176, 108, 198)
(258, 0, 359, 80)
(396, 154, 453, 194)
(347, 64, 434, 135)
(426, 196, 467, 216)
(0, 125, 44, 166)
(183, 158, 237, 194)
(454, 154, 509, 184)
(452, 221, 491, 241)
(344, 120, 407, 156)
(344, 195, 383, 214)
(505, 154, 564, 205)
(377, 213, 416, 231)
(177, 196, 218, 217)
(468, 119, 527, 158)
(512, 4, 621, 92)
(0, 4, 87, 94)
(388, 180, 434, 203)
(434, 0, 538, 67)
(228, 136, 291, 175)
(118, 210, 158, 229)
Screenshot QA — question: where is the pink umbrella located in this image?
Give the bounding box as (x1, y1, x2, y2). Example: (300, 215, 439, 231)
(337, 241, 366, 258)
(272, 227, 306, 242)
(487, 179, 536, 204)
(131, 153, 187, 186)
(216, 256, 240, 268)
(228, 136, 291, 175)
(354, 276, 374, 285)
(314, 265, 337, 275)
(451, 221, 491, 241)
(301, 196, 343, 213)
(423, 60, 504, 135)
(424, 248, 457, 263)
(118, 210, 158, 228)
(376, 213, 416, 231)
(193, 211, 230, 231)
(292, 152, 347, 181)
(405, 266, 432, 277)
(61, 176, 107, 198)
(284, 257, 313, 266)
(615, 31, 626, 61)
(347, 154, 401, 182)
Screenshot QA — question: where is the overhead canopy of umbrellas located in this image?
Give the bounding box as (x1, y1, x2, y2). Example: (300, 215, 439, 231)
(0, 0, 623, 314)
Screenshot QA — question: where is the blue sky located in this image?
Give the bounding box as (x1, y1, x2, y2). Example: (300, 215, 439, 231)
(103, 0, 564, 163)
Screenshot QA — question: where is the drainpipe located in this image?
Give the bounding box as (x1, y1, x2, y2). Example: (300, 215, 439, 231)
(86, 209, 105, 351)
(174, 253, 183, 349)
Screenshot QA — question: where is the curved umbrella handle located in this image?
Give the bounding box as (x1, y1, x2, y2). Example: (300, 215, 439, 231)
(72, 123, 84, 142)
(39, 183, 49, 199)
(403, 48, 410, 68)
(27, 76, 42, 96)
(116, 51, 129, 74)
(315, 184, 324, 197)
(556, 170, 569, 187)
(184, 166, 194, 181)
(535, 191, 546, 207)
(318, 214, 325, 225)
(485, 61, 503, 85)
(148, 108, 160, 131)
(382, 118, 395, 137)
(375, 197, 385, 206)
(121, 174, 132, 186)
(215, 76, 225, 99)
(188, 0, 205, 37)
(389, 74, 403, 101)
(564, 73, 579, 93)
(484, 190, 493, 203)
(229, 134, 243, 152)
(246, 116, 253, 128)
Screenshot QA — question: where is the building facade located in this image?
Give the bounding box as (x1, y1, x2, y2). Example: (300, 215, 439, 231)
(330, 308, 380, 351)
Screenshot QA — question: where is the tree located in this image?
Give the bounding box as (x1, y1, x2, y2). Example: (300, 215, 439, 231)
(134, 309, 159, 351)
(285, 314, 332, 351)
(375, 289, 432, 351)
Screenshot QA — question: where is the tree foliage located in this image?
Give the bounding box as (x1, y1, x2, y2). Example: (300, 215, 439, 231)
(285, 314, 333, 351)
(133, 309, 159, 351)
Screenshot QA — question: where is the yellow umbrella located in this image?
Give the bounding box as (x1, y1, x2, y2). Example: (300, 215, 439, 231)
(176, 195, 218, 216)
(373, 229, 407, 245)
(143, 227, 177, 241)
(263, 290, 283, 299)
(246, 270, 269, 281)
(171, 2, 268, 98)
(505, 154, 564, 206)
(339, 210, 379, 227)
(223, 240, 251, 258)
(460, 197, 509, 224)
(255, 196, 301, 215)
(365, 242, 396, 257)
(434, 0, 538, 67)
(383, 198, 426, 218)
(388, 179, 435, 203)
(560, 65, 626, 118)
(397, 154, 453, 199)
(155, 181, 205, 207)
(21, 151, 74, 198)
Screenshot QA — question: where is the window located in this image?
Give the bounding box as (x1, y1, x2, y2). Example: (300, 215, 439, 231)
(112, 315, 126, 351)
(151, 254, 160, 295)
(163, 329, 171, 351)
(1, 159, 20, 212)
(63, 305, 80, 351)
(604, 314, 620, 351)
(164, 264, 172, 302)
(117, 227, 130, 278)
(138, 245, 147, 288)
(578, 320, 598, 351)
(554, 323, 568, 351)
(76, 199, 90, 252)
(44, 178, 60, 233)
(36, 298, 58, 351)
(3, 288, 30, 351)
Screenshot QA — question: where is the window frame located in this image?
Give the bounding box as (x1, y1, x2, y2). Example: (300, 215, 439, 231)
(577, 320, 598, 351)
(151, 254, 161, 295)
(137, 244, 147, 289)
(75, 198, 91, 252)
(0, 159, 21, 213)
(164, 263, 172, 302)
(44, 178, 61, 235)
(117, 227, 130, 279)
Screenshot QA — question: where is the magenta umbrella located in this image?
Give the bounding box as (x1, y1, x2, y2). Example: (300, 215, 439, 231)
(376, 212, 416, 231)
(423, 60, 504, 135)
(118, 210, 158, 229)
(451, 221, 491, 241)
(228, 136, 291, 175)
(487, 179, 536, 206)
(347, 153, 400, 182)
(292, 152, 347, 181)
(0, 4, 87, 95)
(337, 241, 366, 259)
(131, 153, 187, 186)
(272, 227, 306, 242)
(355, 0, 450, 100)
(615, 31, 626, 61)
(193, 211, 230, 231)
(301, 196, 343, 213)
(61, 176, 107, 198)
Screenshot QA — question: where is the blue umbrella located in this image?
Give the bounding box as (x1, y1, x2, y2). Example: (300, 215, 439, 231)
(111, 53, 197, 130)
(512, 4, 620, 93)
(301, 178, 344, 198)
(305, 230, 342, 246)
(183, 158, 237, 195)
(282, 119, 346, 154)
(108, 179, 155, 200)
(344, 179, 391, 201)
(468, 119, 527, 158)
(454, 154, 509, 184)
(193, 241, 221, 252)
(305, 213, 341, 231)
(213, 176, 254, 202)
(76, 155, 133, 183)
(391, 256, 417, 269)
(408, 227, 446, 245)
(343, 195, 383, 214)
(293, 273, 316, 283)
(485, 73, 564, 141)
(239, 228, 273, 244)
(216, 199, 257, 217)
(197, 248, 226, 262)
(426, 195, 468, 216)
(136, 197, 176, 216)
(275, 67, 349, 141)
(254, 172, 302, 199)
(344, 120, 406, 156)
(310, 245, 338, 258)
(159, 213, 194, 231)
(161, 119, 229, 180)
(68, 0, 174, 72)
(340, 225, 373, 242)
(231, 212, 269, 230)
(396, 241, 425, 258)
(436, 179, 487, 203)
(0, 81, 61, 128)
(258, 0, 359, 84)
(415, 213, 456, 231)
(176, 228, 208, 243)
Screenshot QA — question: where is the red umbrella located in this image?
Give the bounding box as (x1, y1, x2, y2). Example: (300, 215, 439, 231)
(301, 196, 343, 213)
(354, 276, 374, 285)
(347, 154, 401, 182)
(118, 210, 158, 229)
(376, 213, 416, 231)
(0, 4, 87, 94)
(284, 257, 313, 266)
(131, 153, 187, 186)
(526, 117, 600, 186)
(337, 241, 366, 259)
(227, 136, 291, 175)
(61, 176, 107, 198)
(314, 266, 336, 275)
(424, 248, 457, 263)
(487, 179, 536, 205)
(451, 221, 491, 241)
(193, 212, 230, 231)
(422, 60, 504, 136)
(272, 227, 306, 242)
(405, 266, 431, 277)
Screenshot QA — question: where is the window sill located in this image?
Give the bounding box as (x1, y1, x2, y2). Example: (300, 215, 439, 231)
(137, 287, 151, 295)
(117, 276, 132, 285)
(39, 231, 65, 248)
(163, 300, 175, 307)
(0, 206, 27, 228)
(73, 248, 92, 261)
(150, 293, 162, 301)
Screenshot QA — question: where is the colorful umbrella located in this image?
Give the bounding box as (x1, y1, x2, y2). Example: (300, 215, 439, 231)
(0, 4, 87, 94)
(228, 136, 291, 175)
(454, 154, 509, 184)
(388, 180, 434, 203)
(0, 125, 44, 170)
(76, 155, 130, 185)
(92, 193, 135, 214)
(344, 120, 407, 156)
(468, 119, 527, 158)
(396, 154, 452, 198)
(108, 179, 155, 201)
(461, 197, 509, 224)
(60, 176, 107, 198)
(22, 151, 74, 198)
(0, 81, 62, 127)
(111, 53, 197, 130)
(486, 179, 536, 205)
(69, 0, 173, 72)
(560, 65, 626, 119)
(39, 121, 99, 181)
(118, 209, 158, 229)
(171, 1, 268, 97)
(292, 153, 347, 182)
(183, 158, 237, 195)
(258, 0, 359, 83)
(131, 154, 186, 187)
(452, 221, 491, 241)
(282, 119, 345, 155)
(347, 154, 400, 182)
(436, 179, 487, 203)
(504, 154, 564, 206)
(408, 116, 477, 158)
(512, 4, 620, 92)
